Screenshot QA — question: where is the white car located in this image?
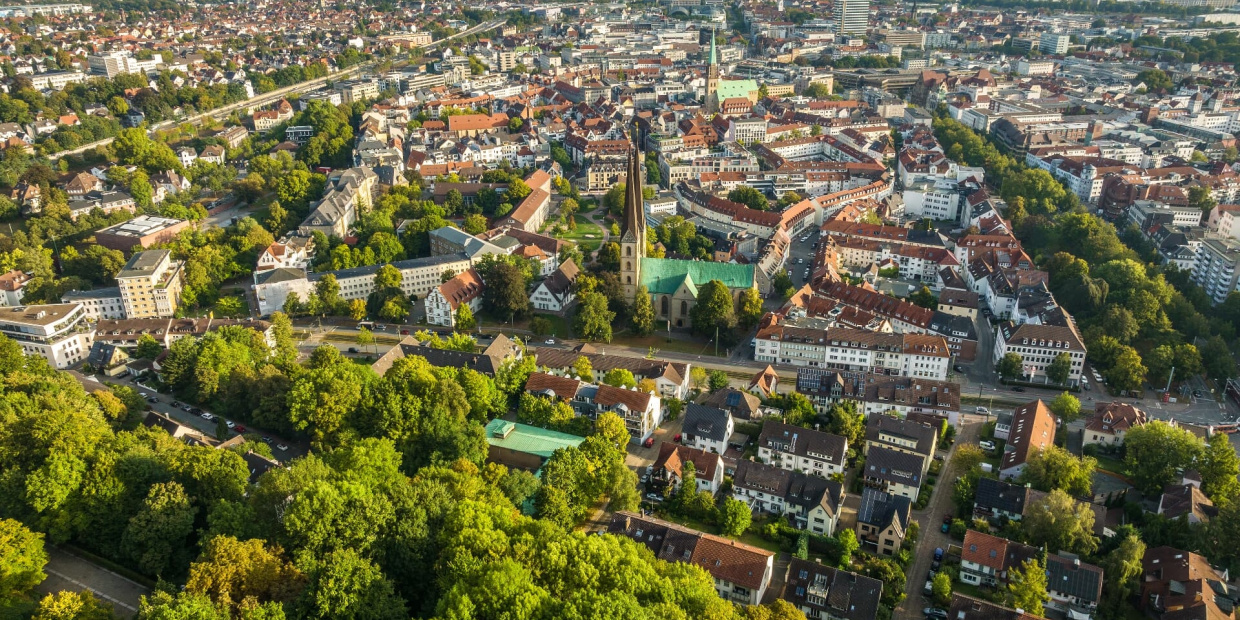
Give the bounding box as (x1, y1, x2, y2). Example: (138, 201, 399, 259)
(545, 338, 555, 344)
(979, 440, 996, 452)
(975, 406, 989, 414)
(276, 444, 289, 452)
(200, 412, 214, 421)
(225, 420, 236, 429)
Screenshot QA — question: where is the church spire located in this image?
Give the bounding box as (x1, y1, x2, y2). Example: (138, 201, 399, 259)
(621, 122, 645, 242)
(709, 27, 717, 67)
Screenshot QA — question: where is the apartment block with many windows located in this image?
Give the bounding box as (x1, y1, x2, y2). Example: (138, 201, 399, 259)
(117, 250, 184, 319)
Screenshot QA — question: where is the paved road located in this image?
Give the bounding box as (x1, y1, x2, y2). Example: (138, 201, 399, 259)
(68, 371, 309, 463)
(38, 547, 149, 618)
(892, 414, 983, 620)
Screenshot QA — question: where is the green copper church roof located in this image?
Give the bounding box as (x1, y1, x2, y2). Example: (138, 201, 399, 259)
(639, 258, 755, 295)
(716, 79, 759, 101)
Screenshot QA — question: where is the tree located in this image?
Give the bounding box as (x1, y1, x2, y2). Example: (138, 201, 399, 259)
(997, 352, 1024, 381)
(910, 286, 937, 310)
(136, 333, 163, 359)
(708, 369, 729, 392)
(1020, 445, 1095, 497)
(1124, 420, 1203, 495)
(454, 303, 476, 332)
(300, 549, 406, 620)
(603, 368, 636, 389)
(931, 571, 952, 607)
(690, 280, 737, 340)
(1008, 558, 1049, 617)
(32, 590, 118, 620)
(482, 262, 530, 321)
(122, 481, 197, 577)
(1101, 533, 1146, 619)
(374, 264, 401, 291)
(631, 286, 655, 336)
(184, 536, 303, 613)
(690, 367, 708, 391)
(1104, 345, 1147, 392)
(1200, 432, 1240, 507)
(1050, 391, 1081, 423)
(824, 401, 865, 446)
(574, 291, 614, 342)
(0, 518, 47, 606)
(356, 327, 375, 354)
(462, 213, 487, 235)
(1046, 352, 1072, 385)
(1023, 489, 1098, 555)
(953, 444, 985, 473)
(836, 529, 859, 568)
(571, 356, 594, 382)
(348, 298, 367, 321)
(738, 288, 763, 330)
(728, 186, 769, 211)
(718, 497, 752, 537)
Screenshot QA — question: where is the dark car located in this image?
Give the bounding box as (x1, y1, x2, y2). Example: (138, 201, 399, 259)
(171, 401, 182, 407)
(1012, 386, 1026, 392)
(953, 364, 965, 373)
(924, 609, 948, 620)
(347, 347, 358, 353)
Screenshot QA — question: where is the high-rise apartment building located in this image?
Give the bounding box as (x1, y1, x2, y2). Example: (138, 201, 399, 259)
(117, 250, 184, 319)
(1038, 32, 1071, 55)
(835, 0, 870, 36)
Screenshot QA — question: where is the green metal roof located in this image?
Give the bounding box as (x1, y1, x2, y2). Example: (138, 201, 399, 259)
(639, 258, 755, 295)
(716, 79, 759, 102)
(484, 419, 584, 459)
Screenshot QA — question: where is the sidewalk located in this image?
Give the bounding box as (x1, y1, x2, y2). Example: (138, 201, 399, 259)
(38, 546, 150, 618)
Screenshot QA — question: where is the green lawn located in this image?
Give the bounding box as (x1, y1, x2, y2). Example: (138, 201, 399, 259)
(551, 219, 605, 251)
(1092, 452, 1127, 476)
(651, 510, 784, 553)
(609, 332, 731, 358)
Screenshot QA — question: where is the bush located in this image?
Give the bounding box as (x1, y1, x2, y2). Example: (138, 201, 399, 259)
(950, 519, 968, 540)
(795, 532, 809, 559)
(529, 316, 552, 335)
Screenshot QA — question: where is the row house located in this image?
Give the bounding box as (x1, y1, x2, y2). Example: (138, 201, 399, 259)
(754, 314, 952, 381)
(795, 368, 961, 424)
(757, 420, 849, 479)
(732, 459, 846, 536)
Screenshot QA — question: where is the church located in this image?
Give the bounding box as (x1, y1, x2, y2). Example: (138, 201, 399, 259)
(618, 128, 756, 329)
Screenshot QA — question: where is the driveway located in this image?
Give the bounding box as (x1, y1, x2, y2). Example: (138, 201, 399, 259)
(892, 415, 983, 620)
(38, 546, 149, 618)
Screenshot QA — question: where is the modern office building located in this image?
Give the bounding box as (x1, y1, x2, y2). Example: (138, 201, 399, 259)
(835, 0, 870, 36)
(1038, 33, 1071, 55)
(0, 303, 93, 368)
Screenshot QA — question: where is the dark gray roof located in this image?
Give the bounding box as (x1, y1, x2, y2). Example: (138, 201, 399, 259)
(309, 253, 467, 282)
(974, 477, 1031, 516)
(703, 387, 761, 419)
(682, 404, 732, 443)
(783, 558, 883, 620)
(864, 445, 924, 487)
(254, 267, 307, 286)
(1046, 553, 1103, 604)
(865, 414, 937, 457)
(734, 459, 792, 496)
(758, 420, 848, 466)
(857, 486, 911, 531)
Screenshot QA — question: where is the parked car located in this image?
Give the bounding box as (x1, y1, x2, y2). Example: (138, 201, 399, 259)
(643, 437, 654, 448)
(225, 420, 235, 429)
(400, 329, 409, 335)
(146, 397, 159, 404)
(979, 440, 996, 451)
(954, 365, 965, 373)
(276, 444, 289, 452)
(941, 522, 950, 533)
(347, 347, 358, 353)
(171, 401, 182, 407)
(924, 608, 948, 620)
(1011, 386, 1026, 392)
(923, 580, 934, 596)
(1194, 390, 1204, 398)
(975, 406, 989, 414)
(201, 413, 214, 421)
(261, 436, 272, 444)
(645, 493, 663, 502)
(673, 433, 682, 443)
(545, 338, 555, 345)
(235, 426, 247, 433)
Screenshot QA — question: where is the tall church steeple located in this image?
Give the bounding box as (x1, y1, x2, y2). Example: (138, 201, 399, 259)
(706, 28, 720, 115)
(619, 122, 645, 300)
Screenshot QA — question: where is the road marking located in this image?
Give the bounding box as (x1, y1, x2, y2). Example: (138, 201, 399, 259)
(44, 567, 139, 612)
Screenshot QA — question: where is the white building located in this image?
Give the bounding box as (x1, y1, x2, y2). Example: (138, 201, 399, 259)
(1038, 32, 1071, 55)
(757, 420, 849, 478)
(529, 259, 579, 313)
(253, 268, 315, 317)
(0, 303, 93, 368)
(992, 321, 1087, 386)
(754, 316, 952, 380)
(61, 287, 125, 320)
(424, 268, 484, 327)
(1191, 237, 1240, 304)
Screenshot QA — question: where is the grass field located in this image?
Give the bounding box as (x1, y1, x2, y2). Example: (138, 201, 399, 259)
(552, 219, 605, 251)
(610, 332, 731, 358)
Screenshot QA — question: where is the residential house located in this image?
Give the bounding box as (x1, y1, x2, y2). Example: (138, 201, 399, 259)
(998, 400, 1056, 480)
(256, 239, 315, 273)
(609, 511, 775, 605)
(529, 259, 579, 313)
(1083, 401, 1148, 447)
(652, 443, 725, 493)
(533, 346, 690, 399)
(298, 167, 378, 238)
(1045, 552, 1104, 619)
(594, 383, 663, 444)
(1140, 546, 1235, 620)
(864, 414, 938, 477)
(680, 404, 734, 454)
(704, 387, 764, 420)
(425, 268, 484, 328)
(1159, 479, 1217, 524)
(782, 559, 883, 620)
(861, 445, 923, 499)
(972, 477, 1033, 523)
(0, 270, 30, 306)
(948, 594, 1042, 620)
(757, 420, 849, 478)
(959, 530, 1040, 587)
(855, 487, 911, 557)
(732, 459, 845, 535)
